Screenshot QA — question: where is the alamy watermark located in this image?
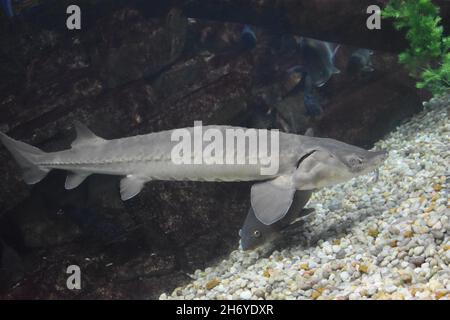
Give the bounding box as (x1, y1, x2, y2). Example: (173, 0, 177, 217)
(367, 5, 381, 30)
(66, 5, 81, 30)
(170, 121, 280, 175)
(65, 4, 381, 31)
(66, 265, 81, 290)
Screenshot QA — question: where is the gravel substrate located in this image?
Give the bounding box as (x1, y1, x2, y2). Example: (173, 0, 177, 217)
(161, 95, 449, 300)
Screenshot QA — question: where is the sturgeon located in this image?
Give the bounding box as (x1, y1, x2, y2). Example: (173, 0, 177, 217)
(0, 122, 387, 226)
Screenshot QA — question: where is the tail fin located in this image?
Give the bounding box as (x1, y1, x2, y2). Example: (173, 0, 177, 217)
(0, 132, 49, 184)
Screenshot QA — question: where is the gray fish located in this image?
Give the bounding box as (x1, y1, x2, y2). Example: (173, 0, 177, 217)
(239, 128, 316, 250)
(0, 122, 387, 226)
(240, 190, 314, 250)
(347, 49, 374, 74)
(299, 37, 340, 87)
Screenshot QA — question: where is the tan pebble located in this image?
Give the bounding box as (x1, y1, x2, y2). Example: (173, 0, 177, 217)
(299, 263, 309, 270)
(435, 291, 447, 299)
(401, 273, 412, 284)
(359, 264, 369, 274)
(205, 278, 220, 290)
(404, 230, 414, 238)
(368, 228, 379, 238)
(311, 287, 325, 300)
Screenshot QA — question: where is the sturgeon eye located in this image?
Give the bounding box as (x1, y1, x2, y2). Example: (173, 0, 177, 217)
(253, 230, 261, 238)
(349, 157, 363, 167)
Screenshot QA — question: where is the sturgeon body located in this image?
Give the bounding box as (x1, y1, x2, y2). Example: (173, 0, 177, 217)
(0, 122, 387, 226)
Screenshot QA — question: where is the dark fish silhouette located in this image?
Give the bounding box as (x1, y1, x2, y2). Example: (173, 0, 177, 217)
(347, 48, 375, 75)
(239, 190, 314, 250)
(299, 37, 340, 87)
(0, 0, 13, 17)
(62, 205, 124, 244)
(303, 73, 323, 117)
(240, 24, 257, 49)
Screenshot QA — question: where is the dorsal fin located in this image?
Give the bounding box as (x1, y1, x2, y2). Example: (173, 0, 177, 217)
(71, 121, 104, 148)
(304, 128, 314, 137)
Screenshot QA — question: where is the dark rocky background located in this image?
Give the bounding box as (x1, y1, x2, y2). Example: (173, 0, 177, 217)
(0, 0, 431, 299)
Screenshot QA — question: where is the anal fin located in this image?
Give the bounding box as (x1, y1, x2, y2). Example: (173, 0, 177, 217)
(120, 175, 145, 200)
(65, 172, 90, 190)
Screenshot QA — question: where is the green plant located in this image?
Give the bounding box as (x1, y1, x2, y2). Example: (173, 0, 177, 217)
(383, 0, 449, 96)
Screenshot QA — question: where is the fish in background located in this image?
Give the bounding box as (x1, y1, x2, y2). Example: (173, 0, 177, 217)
(0, 0, 13, 17)
(303, 73, 323, 117)
(278, 34, 299, 55)
(242, 105, 276, 130)
(61, 205, 125, 244)
(347, 48, 375, 75)
(0, 0, 40, 18)
(299, 37, 341, 87)
(240, 24, 257, 49)
(239, 128, 316, 250)
(286, 65, 304, 75)
(269, 34, 299, 56)
(285, 66, 323, 117)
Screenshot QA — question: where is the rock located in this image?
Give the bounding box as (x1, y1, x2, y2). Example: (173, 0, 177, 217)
(205, 279, 221, 290)
(254, 288, 265, 298)
(239, 290, 252, 300)
(401, 273, 413, 284)
(432, 230, 444, 240)
(413, 246, 425, 256)
(410, 256, 425, 267)
(340, 271, 351, 282)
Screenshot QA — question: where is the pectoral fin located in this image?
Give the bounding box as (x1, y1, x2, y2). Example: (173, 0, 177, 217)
(251, 176, 296, 225)
(120, 175, 145, 200)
